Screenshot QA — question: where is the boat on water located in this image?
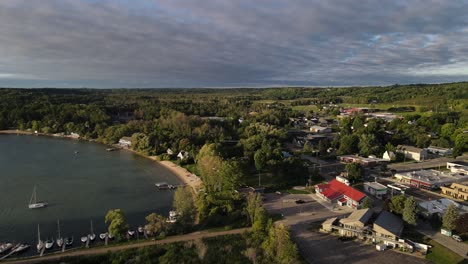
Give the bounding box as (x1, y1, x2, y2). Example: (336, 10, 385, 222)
(154, 182, 169, 189)
(108, 233, 114, 240)
(138, 226, 144, 234)
(89, 220, 96, 242)
(56, 220, 64, 248)
(99, 232, 108, 240)
(36, 225, 44, 253)
(127, 230, 135, 237)
(28, 186, 48, 209)
(0, 243, 13, 254)
(45, 238, 54, 249)
(167, 210, 178, 223)
(65, 237, 73, 247)
(11, 244, 30, 254)
(80, 235, 88, 243)
(106, 148, 116, 152)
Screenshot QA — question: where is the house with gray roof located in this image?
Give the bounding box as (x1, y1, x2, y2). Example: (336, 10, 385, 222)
(373, 211, 404, 241)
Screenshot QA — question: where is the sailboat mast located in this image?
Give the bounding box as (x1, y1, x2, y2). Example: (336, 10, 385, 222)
(91, 220, 94, 234)
(37, 224, 41, 243)
(57, 220, 61, 238)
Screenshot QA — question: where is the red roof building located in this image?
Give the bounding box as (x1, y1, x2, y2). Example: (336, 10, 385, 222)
(315, 179, 367, 209)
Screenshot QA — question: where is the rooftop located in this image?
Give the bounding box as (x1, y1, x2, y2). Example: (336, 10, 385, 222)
(373, 211, 404, 237)
(396, 169, 468, 184)
(340, 208, 373, 225)
(318, 179, 366, 202)
(364, 182, 387, 190)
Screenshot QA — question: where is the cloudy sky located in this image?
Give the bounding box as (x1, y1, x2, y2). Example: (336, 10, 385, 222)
(0, 0, 467, 88)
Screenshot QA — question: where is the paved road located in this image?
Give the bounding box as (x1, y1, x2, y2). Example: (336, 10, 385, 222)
(3, 228, 251, 264)
(388, 154, 468, 172)
(417, 222, 468, 259)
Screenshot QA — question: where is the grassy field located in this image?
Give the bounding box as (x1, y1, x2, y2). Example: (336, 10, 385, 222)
(426, 240, 466, 264)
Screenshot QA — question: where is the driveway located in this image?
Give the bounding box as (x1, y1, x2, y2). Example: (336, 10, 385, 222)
(417, 222, 468, 258)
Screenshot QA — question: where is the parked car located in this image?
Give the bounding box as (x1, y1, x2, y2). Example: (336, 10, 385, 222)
(295, 199, 306, 204)
(452, 235, 463, 242)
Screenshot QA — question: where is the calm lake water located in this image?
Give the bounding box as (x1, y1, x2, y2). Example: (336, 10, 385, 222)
(0, 134, 180, 255)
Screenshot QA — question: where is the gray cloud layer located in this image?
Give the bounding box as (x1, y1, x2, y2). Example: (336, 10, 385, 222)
(0, 0, 467, 88)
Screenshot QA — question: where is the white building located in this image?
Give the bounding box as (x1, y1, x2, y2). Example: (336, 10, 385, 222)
(446, 161, 468, 175)
(118, 137, 132, 148)
(427, 146, 453, 156)
(309, 125, 332, 133)
(382, 151, 396, 161)
(364, 182, 388, 199)
(397, 145, 427, 161)
(394, 169, 468, 189)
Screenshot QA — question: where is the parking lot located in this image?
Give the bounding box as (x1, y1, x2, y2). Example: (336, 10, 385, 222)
(292, 223, 429, 264)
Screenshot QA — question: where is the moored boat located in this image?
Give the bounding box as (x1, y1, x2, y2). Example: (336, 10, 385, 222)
(45, 238, 54, 249)
(108, 233, 114, 240)
(89, 220, 96, 242)
(11, 244, 30, 254)
(99, 232, 108, 240)
(65, 237, 73, 247)
(36, 225, 44, 253)
(127, 230, 135, 237)
(80, 236, 88, 243)
(154, 182, 169, 189)
(56, 220, 64, 248)
(138, 226, 144, 234)
(0, 243, 13, 254)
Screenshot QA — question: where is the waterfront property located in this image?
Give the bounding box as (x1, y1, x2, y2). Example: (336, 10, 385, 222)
(315, 179, 366, 209)
(118, 137, 132, 148)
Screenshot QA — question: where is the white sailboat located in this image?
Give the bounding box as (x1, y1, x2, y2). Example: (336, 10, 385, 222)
(28, 186, 48, 209)
(89, 220, 96, 242)
(56, 220, 64, 248)
(36, 225, 44, 253)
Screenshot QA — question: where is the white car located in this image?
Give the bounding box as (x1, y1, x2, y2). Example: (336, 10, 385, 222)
(452, 235, 462, 242)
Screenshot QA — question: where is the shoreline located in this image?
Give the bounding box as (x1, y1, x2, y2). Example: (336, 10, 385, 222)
(121, 148, 202, 193)
(0, 129, 202, 193)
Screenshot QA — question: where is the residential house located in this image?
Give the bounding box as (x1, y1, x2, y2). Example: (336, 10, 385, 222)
(397, 145, 427, 161)
(309, 125, 332, 133)
(382, 150, 396, 161)
(373, 211, 404, 242)
(118, 137, 132, 148)
(177, 151, 190, 161)
(419, 198, 465, 218)
(441, 183, 468, 201)
(338, 208, 373, 237)
(315, 179, 367, 209)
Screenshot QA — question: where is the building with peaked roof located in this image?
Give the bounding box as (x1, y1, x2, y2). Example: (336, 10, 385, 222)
(397, 145, 427, 161)
(339, 208, 373, 237)
(373, 211, 404, 241)
(315, 179, 367, 209)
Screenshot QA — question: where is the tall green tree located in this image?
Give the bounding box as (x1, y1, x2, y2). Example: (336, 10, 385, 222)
(443, 204, 459, 231)
(403, 196, 418, 225)
(345, 163, 363, 182)
(144, 213, 167, 237)
(389, 195, 406, 215)
(358, 134, 380, 156)
(173, 187, 195, 226)
(262, 224, 300, 264)
(105, 209, 129, 240)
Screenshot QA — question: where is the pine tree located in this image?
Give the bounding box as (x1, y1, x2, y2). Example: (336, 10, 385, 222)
(443, 204, 459, 231)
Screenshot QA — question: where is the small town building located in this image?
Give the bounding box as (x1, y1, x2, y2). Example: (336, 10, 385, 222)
(418, 198, 466, 218)
(382, 150, 396, 161)
(446, 161, 468, 175)
(118, 137, 132, 148)
(394, 169, 468, 190)
(441, 183, 468, 201)
(309, 125, 332, 133)
(338, 155, 388, 167)
(364, 182, 388, 199)
(177, 151, 190, 161)
(339, 208, 373, 237)
(315, 179, 366, 209)
(373, 211, 404, 242)
(396, 145, 427, 161)
(426, 146, 453, 156)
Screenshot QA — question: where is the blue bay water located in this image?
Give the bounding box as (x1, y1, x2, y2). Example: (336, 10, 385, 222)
(0, 134, 180, 254)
